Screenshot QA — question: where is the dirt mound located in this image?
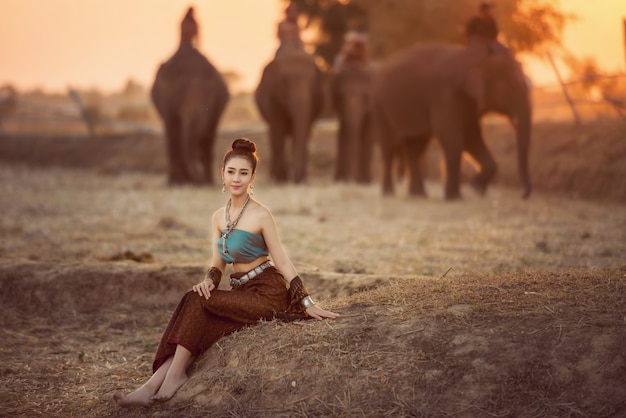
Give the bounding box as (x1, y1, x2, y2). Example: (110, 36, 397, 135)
(1, 264, 624, 417)
(0, 263, 379, 322)
(0, 263, 195, 319)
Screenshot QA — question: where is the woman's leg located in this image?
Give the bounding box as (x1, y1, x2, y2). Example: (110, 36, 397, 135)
(151, 344, 195, 402)
(113, 356, 173, 407)
(152, 280, 284, 373)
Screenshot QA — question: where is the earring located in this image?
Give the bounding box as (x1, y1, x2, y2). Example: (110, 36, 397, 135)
(250, 184, 254, 195)
(222, 182, 226, 193)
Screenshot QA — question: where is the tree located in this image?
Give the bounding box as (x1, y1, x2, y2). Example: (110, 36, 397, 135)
(121, 78, 145, 99)
(286, 0, 368, 70)
(499, 0, 570, 53)
(284, 0, 570, 66)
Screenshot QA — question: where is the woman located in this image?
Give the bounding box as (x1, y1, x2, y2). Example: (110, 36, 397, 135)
(113, 138, 339, 407)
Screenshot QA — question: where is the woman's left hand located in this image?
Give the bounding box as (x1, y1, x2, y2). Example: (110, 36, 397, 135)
(306, 305, 340, 320)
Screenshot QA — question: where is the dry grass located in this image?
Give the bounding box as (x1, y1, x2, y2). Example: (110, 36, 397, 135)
(0, 118, 625, 417)
(1, 265, 624, 417)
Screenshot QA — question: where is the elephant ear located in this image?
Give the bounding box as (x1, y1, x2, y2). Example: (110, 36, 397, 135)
(463, 65, 486, 113)
(255, 62, 278, 122)
(452, 47, 489, 114)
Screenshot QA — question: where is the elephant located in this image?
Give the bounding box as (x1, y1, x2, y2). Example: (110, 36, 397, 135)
(151, 7, 229, 186)
(371, 41, 532, 200)
(331, 63, 374, 183)
(255, 47, 324, 183)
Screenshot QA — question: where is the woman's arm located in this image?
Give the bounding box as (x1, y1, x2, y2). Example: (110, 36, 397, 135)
(209, 209, 227, 273)
(260, 205, 340, 320)
(259, 206, 298, 283)
(193, 209, 226, 300)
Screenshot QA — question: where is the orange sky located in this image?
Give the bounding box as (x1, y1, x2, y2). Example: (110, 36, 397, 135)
(0, 0, 624, 93)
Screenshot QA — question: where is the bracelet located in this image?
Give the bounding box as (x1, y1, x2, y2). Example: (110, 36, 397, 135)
(301, 296, 315, 309)
(205, 266, 222, 288)
(287, 275, 310, 308)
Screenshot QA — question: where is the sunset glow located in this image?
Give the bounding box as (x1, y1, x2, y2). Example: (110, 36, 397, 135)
(0, 0, 624, 93)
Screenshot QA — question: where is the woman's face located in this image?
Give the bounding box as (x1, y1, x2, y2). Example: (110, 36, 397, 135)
(222, 156, 255, 196)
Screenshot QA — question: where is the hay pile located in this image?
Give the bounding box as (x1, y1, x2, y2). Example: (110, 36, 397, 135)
(1, 264, 624, 417)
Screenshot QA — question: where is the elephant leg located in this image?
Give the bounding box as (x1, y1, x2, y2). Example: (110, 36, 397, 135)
(291, 114, 311, 185)
(269, 113, 289, 183)
(372, 98, 397, 195)
(293, 128, 310, 184)
(395, 149, 406, 183)
(357, 117, 373, 184)
(432, 105, 464, 200)
(163, 118, 190, 185)
(441, 143, 463, 200)
(405, 135, 430, 197)
(381, 144, 395, 196)
(181, 117, 204, 184)
(288, 89, 314, 184)
(200, 116, 220, 185)
(463, 112, 496, 195)
(334, 120, 349, 182)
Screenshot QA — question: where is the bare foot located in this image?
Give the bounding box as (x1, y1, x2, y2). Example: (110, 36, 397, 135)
(113, 385, 155, 408)
(150, 373, 188, 402)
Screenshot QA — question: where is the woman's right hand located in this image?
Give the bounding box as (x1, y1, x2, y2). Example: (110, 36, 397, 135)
(192, 278, 215, 300)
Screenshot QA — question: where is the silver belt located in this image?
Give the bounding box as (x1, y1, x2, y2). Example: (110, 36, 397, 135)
(230, 261, 273, 288)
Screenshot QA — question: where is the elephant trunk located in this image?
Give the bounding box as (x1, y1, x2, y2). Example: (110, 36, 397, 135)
(514, 101, 532, 199)
(343, 96, 368, 181)
(289, 79, 313, 184)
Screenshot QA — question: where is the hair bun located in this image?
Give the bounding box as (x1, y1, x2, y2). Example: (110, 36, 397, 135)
(231, 138, 256, 154)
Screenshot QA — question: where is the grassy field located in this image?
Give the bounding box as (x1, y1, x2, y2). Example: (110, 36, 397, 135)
(0, 116, 624, 417)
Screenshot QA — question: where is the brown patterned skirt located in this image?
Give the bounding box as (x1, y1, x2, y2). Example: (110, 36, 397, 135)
(152, 266, 289, 373)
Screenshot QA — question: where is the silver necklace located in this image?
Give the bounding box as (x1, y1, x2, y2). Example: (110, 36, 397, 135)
(222, 194, 251, 255)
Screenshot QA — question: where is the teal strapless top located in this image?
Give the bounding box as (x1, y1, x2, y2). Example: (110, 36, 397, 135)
(217, 229, 269, 264)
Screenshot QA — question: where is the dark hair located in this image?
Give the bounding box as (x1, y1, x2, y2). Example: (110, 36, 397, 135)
(222, 138, 259, 172)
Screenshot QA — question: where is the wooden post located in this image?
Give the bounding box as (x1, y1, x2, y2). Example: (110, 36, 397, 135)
(0, 85, 18, 135)
(546, 51, 582, 126)
(68, 87, 95, 137)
